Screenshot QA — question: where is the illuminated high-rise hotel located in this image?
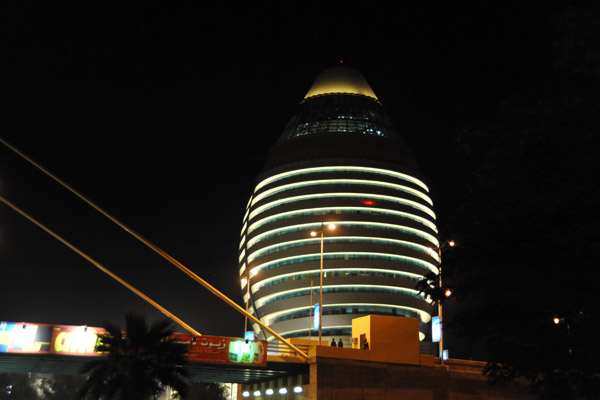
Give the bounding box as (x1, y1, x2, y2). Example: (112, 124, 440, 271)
(238, 66, 439, 343)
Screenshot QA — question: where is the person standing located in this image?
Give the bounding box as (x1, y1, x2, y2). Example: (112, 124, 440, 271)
(330, 338, 337, 347)
(338, 338, 343, 347)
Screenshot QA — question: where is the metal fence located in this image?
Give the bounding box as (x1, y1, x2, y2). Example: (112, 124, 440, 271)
(267, 342, 309, 357)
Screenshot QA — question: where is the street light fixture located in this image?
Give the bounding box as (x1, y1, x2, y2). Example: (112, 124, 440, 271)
(310, 222, 336, 345)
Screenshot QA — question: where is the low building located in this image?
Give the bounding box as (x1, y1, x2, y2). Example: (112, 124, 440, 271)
(241, 315, 534, 400)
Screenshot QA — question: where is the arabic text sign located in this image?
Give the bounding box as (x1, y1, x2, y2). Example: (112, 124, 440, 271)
(172, 334, 267, 367)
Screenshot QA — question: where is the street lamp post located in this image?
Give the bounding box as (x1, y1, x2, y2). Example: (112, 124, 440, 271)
(437, 252, 444, 363)
(309, 280, 314, 342)
(437, 240, 454, 364)
(243, 274, 250, 333)
(311, 222, 336, 345)
(242, 267, 257, 334)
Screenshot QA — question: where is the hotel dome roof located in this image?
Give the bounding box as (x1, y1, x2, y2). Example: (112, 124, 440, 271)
(262, 66, 422, 177)
(304, 66, 378, 100)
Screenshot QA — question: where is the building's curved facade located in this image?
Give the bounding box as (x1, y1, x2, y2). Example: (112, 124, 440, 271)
(238, 67, 439, 343)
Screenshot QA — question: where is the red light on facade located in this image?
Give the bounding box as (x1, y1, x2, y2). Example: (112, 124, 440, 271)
(362, 200, 375, 206)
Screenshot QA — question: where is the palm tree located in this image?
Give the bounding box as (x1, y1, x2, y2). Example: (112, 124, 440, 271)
(416, 272, 447, 304)
(78, 312, 190, 400)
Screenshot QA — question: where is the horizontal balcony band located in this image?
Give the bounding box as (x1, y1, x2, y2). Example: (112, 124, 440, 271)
(246, 221, 439, 250)
(249, 192, 436, 221)
(247, 236, 439, 264)
(248, 206, 438, 234)
(251, 267, 427, 293)
(252, 251, 438, 276)
(254, 166, 430, 193)
(251, 178, 433, 207)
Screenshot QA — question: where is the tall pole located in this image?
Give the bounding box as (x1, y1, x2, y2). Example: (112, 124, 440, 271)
(310, 222, 335, 346)
(437, 240, 454, 364)
(309, 280, 313, 342)
(438, 247, 444, 364)
(319, 223, 324, 345)
(244, 272, 250, 333)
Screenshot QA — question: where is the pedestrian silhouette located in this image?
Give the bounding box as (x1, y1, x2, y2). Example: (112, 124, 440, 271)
(330, 338, 337, 347)
(338, 338, 343, 347)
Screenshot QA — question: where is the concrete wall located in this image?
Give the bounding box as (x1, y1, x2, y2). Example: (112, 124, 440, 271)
(309, 357, 534, 400)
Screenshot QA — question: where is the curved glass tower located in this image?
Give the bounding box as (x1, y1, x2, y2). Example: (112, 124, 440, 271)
(238, 66, 438, 343)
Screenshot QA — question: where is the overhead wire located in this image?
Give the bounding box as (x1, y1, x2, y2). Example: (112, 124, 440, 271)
(0, 137, 308, 360)
(0, 194, 201, 336)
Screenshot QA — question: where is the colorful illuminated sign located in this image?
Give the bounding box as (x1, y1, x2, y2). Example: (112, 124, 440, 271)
(0, 322, 52, 353)
(51, 325, 105, 356)
(0, 322, 105, 356)
(1, 322, 267, 366)
(171, 334, 267, 367)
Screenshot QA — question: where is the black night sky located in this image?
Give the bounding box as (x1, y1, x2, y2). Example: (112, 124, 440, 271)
(1, 1, 587, 360)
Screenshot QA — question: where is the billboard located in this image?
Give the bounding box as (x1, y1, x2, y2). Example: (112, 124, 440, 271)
(1, 322, 268, 366)
(313, 303, 320, 331)
(51, 325, 106, 356)
(431, 316, 441, 342)
(0, 322, 52, 353)
(0, 322, 105, 356)
(171, 334, 267, 367)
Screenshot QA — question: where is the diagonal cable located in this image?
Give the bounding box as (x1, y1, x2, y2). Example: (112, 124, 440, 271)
(0, 195, 201, 336)
(0, 137, 308, 359)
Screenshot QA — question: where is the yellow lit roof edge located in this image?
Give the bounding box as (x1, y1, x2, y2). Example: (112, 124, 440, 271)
(303, 66, 378, 100)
